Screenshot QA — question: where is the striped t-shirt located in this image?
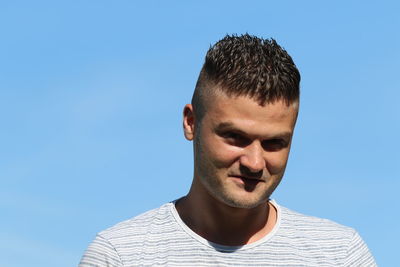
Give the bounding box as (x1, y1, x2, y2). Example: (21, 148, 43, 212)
(79, 200, 376, 266)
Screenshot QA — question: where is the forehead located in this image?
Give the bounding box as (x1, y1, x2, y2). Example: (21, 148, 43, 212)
(202, 94, 298, 136)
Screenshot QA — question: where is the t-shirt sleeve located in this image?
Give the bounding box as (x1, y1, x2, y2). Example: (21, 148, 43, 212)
(79, 234, 123, 267)
(343, 230, 377, 267)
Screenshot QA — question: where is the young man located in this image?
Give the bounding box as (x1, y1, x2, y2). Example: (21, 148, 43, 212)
(80, 34, 376, 266)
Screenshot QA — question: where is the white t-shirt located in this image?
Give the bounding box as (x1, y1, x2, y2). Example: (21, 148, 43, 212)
(79, 200, 376, 266)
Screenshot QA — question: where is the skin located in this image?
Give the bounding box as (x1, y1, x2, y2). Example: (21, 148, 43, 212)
(176, 91, 299, 246)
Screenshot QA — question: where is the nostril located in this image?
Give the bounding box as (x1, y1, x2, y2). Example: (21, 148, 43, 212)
(239, 165, 263, 179)
(239, 153, 265, 173)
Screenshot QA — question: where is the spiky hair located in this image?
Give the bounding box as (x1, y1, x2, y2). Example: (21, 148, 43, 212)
(193, 34, 300, 109)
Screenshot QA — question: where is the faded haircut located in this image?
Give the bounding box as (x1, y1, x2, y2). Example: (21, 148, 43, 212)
(192, 34, 300, 119)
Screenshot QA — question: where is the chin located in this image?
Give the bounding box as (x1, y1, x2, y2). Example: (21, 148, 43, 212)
(217, 193, 269, 209)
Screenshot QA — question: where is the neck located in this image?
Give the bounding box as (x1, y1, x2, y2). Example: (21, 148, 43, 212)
(175, 181, 277, 246)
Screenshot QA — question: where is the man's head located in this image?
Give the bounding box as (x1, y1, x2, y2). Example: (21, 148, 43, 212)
(183, 34, 300, 209)
(191, 34, 300, 123)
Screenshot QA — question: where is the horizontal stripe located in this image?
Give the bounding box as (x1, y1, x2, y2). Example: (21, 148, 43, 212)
(79, 200, 376, 266)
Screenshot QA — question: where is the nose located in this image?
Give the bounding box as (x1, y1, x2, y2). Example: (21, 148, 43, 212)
(239, 141, 265, 173)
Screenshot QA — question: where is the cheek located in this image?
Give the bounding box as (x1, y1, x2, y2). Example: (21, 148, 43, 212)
(204, 138, 240, 168)
(266, 150, 290, 174)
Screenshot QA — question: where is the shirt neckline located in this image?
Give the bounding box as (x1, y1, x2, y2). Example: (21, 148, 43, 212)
(169, 199, 282, 252)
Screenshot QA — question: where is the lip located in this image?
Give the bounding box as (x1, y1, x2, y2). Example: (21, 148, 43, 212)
(229, 175, 264, 184)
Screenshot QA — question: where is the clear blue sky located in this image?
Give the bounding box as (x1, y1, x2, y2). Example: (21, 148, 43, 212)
(1, 1, 399, 266)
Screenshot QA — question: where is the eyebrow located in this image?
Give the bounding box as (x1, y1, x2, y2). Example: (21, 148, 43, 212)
(215, 122, 293, 140)
(215, 122, 246, 134)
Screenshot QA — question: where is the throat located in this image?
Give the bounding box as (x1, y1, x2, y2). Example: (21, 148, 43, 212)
(175, 196, 277, 246)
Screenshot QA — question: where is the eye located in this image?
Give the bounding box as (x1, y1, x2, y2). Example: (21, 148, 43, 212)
(221, 132, 250, 147)
(261, 139, 287, 151)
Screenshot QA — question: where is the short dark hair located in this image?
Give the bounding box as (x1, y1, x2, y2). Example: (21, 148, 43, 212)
(192, 34, 300, 118)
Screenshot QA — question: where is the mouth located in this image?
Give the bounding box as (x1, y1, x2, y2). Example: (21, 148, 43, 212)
(229, 175, 264, 186)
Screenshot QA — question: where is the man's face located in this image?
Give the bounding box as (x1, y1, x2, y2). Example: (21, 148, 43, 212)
(183, 92, 298, 209)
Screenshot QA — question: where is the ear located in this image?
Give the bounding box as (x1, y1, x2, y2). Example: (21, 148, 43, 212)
(183, 104, 195, 141)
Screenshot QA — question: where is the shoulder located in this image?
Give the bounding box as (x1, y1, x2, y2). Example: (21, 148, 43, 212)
(277, 204, 358, 244)
(98, 202, 175, 241)
(279, 204, 355, 234)
(79, 202, 177, 266)
(273, 203, 376, 266)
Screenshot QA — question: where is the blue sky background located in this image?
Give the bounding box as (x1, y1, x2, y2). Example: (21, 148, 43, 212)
(1, 1, 399, 266)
